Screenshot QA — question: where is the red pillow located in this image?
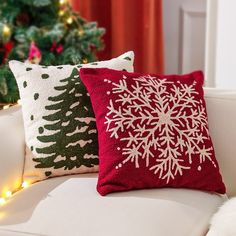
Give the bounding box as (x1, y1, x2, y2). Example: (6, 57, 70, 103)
(80, 68, 226, 196)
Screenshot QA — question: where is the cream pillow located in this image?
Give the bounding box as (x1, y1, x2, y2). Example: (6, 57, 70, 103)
(9, 51, 134, 184)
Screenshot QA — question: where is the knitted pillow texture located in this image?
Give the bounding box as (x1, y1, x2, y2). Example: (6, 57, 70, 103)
(9, 51, 134, 183)
(80, 68, 226, 196)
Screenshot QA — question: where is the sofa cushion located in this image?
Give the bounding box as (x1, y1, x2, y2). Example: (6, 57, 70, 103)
(9, 51, 134, 185)
(0, 174, 226, 236)
(80, 68, 225, 196)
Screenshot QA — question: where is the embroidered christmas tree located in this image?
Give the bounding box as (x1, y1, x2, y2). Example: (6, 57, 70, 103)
(35, 68, 98, 177)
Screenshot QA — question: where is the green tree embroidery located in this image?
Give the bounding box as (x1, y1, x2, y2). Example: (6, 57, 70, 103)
(35, 68, 98, 176)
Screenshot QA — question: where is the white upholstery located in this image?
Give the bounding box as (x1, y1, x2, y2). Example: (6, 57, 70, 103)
(1, 88, 236, 236)
(204, 88, 236, 196)
(0, 174, 226, 236)
(206, 197, 236, 236)
(0, 106, 24, 197)
(0, 232, 32, 236)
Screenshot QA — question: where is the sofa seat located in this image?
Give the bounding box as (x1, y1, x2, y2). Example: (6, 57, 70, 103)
(0, 174, 226, 236)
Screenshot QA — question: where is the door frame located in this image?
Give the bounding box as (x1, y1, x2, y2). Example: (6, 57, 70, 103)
(204, 0, 218, 87)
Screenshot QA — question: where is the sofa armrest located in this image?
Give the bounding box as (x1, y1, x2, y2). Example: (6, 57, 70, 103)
(0, 106, 25, 197)
(204, 88, 236, 197)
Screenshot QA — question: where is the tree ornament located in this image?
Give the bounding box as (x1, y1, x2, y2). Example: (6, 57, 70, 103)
(56, 44, 63, 53)
(28, 41, 42, 64)
(58, 9, 65, 16)
(58, 4, 67, 17)
(2, 24, 11, 38)
(66, 16, 73, 24)
(15, 12, 30, 26)
(90, 43, 97, 51)
(78, 29, 84, 37)
(0, 41, 14, 64)
(2, 41, 14, 63)
(50, 41, 64, 54)
(82, 58, 88, 64)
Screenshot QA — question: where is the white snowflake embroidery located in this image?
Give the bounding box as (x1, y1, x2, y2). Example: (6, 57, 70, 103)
(104, 75, 216, 183)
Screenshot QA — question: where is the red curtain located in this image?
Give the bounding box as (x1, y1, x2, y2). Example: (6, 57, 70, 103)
(70, 0, 164, 74)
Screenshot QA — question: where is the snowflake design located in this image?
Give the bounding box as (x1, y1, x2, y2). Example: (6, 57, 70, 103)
(104, 75, 216, 183)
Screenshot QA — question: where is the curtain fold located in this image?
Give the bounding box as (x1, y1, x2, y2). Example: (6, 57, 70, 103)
(70, 0, 164, 74)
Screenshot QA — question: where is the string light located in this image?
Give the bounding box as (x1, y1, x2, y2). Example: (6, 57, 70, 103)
(0, 181, 31, 206)
(3, 105, 10, 110)
(0, 212, 5, 219)
(21, 181, 29, 189)
(78, 29, 84, 37)
(82, 58, 88, 64)
(2, 24, 11, 37)
(0, 198, 6, 206)
(59, 0, 67, 5)
(66, 17, 73, 24)
(59, 10, 65, 16)
(17, 99, 22, 105)
(5, 191, 12, 198)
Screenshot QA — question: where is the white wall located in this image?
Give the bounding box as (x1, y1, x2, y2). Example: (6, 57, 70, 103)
(163, 0, 183, 74)
(214, 0, 236, 88)
(205, 0, 218, 87)
(164, 0, 206, 75)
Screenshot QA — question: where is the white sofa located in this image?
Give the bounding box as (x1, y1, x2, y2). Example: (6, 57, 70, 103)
(0, 89, 235, 236)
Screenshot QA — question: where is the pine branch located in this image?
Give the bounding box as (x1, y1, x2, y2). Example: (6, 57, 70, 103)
(0, 0, 105, 103)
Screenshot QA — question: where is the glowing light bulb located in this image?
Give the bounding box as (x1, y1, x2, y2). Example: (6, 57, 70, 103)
(59, 10, 65, 16)
(3, 105, 10, 110)
(78, 29, 84, 37)
(66, 17, 73, 24)
(0, 212, 5, 219)
(17, 99, 22, 105)
(0, 198, 6, 206)
(2, 24, 11, 37)
(5, 191, 12, 198)
(21, 181, 29, 189)
(59, 0, 67, 5)
(82, 58, 88, 64)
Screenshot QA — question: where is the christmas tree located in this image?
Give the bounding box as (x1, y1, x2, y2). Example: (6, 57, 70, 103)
(0, 0, 104, 103)
(35, 68, 98, 177)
